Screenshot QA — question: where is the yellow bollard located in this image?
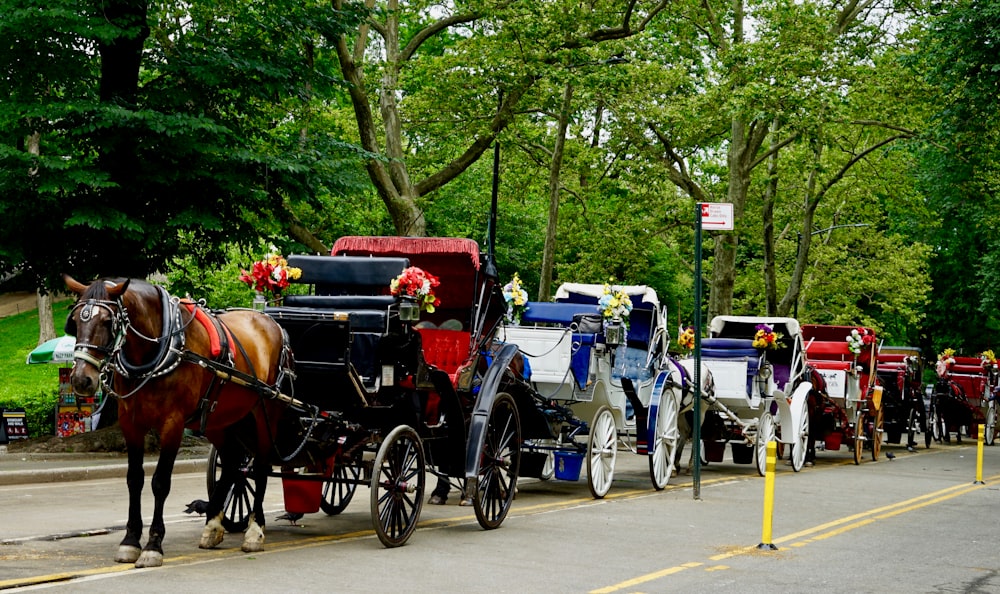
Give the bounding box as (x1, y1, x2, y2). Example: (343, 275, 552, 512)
(757, 440, 778, 550)
(975, 423, 985, 485)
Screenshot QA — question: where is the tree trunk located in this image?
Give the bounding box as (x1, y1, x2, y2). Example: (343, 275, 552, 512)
(96, 0, 149, 184)
(778, 139, 823, 317)
(538, 83, 574, 302)
(36, 291, 56, 345)
(763, 118, 781, 315)
(709, 118, 751, 320)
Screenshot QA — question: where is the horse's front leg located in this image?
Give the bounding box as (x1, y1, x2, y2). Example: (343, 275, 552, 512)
(135, 444, 179, 568)
(115, 443, 146, 564)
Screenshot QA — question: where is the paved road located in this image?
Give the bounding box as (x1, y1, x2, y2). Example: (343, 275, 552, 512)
(2, 439, 998, 593)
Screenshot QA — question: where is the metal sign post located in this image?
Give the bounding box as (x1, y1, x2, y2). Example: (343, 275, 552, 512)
(693, 202, 734, 500)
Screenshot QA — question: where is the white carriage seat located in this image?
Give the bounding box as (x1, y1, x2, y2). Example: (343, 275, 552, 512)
(700, 338, 762, 407)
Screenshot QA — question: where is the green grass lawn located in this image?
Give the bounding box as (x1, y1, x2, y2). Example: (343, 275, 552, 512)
(0, 307, 72, 436)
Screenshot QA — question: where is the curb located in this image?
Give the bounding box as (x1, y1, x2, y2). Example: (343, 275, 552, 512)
(0, 457, 208, 487)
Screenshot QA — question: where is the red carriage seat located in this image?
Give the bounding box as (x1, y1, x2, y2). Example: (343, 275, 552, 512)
(947, 357, 989, 403)
(416, 327, 471, 381)
(804, 341, 855, 371)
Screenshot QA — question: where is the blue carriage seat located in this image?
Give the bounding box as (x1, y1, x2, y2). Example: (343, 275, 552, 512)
(519, 301, 601, 390)
(611, 346, 655, 384)
(701, 337, 762, 395)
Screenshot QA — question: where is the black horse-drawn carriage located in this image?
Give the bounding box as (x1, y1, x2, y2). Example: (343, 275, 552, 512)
(875, 346, 929, 450)
(210, 236, 541, 547)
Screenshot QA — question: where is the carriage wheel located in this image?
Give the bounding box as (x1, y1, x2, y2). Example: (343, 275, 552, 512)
(986, 401, 997, 446)
(473, 392, 521, 530)
(370, 425, 425, 548)
(587, 406, 618, 498)
(853, 410, 866, 465)
(649, 389, 680, 490)
(924, 406, 933, 449)
(930, 406, 944, 443)
(321, 463, 361, 516)
(206, 445, 254, 533)
(755, 412, 776, 477)
(871, 407, 884, 462)
(790, 406, 810, 472)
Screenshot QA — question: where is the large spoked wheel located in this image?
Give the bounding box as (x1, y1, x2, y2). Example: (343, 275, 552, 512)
(755, 412, 776, 477)
(790, 406, 810, 472)
(853, 410, 866, 465)
(321, 463, 361, 515)
(473, 392, 521, 530)
(930, 405, 944, 443)
(587, 406, 618, 498)
(871, 407, 884, 461)
(649, 391, 680, 490)
(986, 401, 997, 446)
(206, 445, 255, 533)
(370, 425, 425, 548)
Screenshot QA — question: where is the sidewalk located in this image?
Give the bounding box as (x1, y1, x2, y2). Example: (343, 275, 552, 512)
(0, 445, 211, 486)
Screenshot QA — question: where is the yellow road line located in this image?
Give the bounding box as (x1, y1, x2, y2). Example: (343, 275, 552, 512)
(590, 474, 1000, 593)
(0, 476, 731, 590)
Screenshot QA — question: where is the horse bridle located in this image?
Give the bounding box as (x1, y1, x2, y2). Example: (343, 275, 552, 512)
(70, 297, 129, 375)
(69, 287, 189, 398)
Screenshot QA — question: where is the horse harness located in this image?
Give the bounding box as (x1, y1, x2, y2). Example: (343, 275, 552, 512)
(70, 286, 286, 430)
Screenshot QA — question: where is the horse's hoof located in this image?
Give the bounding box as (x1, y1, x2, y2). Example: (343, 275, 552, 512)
(241, 523, 265, 553)
(199, 533, 224, 549)
(115, 545, 141, 564)
(134, 550, 163, 568)
(428, 494, 447, 505)
(200, 518, 225, 549)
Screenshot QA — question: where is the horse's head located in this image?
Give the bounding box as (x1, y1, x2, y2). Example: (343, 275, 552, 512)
(63, 275, 130, 397)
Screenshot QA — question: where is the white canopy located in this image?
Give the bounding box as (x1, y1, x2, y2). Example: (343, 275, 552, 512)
(709, 315, 801, 338)
(553, 283, 660, 308)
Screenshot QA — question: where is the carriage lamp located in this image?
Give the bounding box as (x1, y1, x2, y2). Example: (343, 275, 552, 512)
(604, 319, 626, 346)
(398, 299, 421, 322)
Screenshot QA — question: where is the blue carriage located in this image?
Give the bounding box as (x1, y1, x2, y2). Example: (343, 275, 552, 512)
(698, 316, 813, 474)
(499, 283, 711, 497)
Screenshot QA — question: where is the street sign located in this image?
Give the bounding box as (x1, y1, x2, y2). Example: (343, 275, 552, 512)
(699, 202, 734, 231)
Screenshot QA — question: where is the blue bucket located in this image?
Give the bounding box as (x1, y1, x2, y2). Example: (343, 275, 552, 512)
(554, 451, 584, 481)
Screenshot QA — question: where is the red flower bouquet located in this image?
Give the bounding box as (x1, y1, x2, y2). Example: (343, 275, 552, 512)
(239, 253, 302, 301)
(390, 266, 441, 313)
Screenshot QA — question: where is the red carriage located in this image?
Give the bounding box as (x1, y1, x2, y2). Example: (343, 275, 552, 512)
(875, 346, 929, 450)
(929, 350, 998, 445)
(801, 324, 884, 464)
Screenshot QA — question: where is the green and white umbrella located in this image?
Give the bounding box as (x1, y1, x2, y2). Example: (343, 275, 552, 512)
(26, 335, 76, 365)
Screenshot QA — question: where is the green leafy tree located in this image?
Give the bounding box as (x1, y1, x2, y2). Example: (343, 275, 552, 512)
(0, 0, 368, 291)
(905, 0, 1000, 354)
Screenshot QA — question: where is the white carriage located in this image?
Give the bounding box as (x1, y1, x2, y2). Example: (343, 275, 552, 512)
(499, 283, 709, 498)
(697, 316, 813, 474)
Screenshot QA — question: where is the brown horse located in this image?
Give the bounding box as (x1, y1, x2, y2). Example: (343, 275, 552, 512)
(64, 275, 290, 568)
